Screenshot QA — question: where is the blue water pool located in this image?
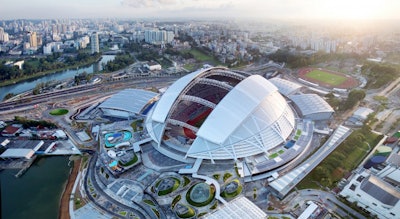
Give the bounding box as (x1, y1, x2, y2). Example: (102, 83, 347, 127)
(104, 131, 132, 148)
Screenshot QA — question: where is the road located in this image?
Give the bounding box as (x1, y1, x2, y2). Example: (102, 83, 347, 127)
(84, 152, 150, 218)
(282, 189, 367, 219)
(0, 75, 180, 113)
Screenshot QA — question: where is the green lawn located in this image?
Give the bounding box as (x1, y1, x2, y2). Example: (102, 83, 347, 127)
(183, 63, 197, 71)
(189, 49, 212, 61)
(187, 49, 221, 65)
(118, 154, 138, 167)
(49, 108, 69, 116)
(306, 69, 347, 86)
(269, 153, 279, 159)
(143, 199, 155, 206)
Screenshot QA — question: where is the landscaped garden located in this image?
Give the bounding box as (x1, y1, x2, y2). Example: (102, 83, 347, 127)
(186, 183, 216, 207)
(118, 153, 138, 167)
(221, 179, 242, 199)
(175, 204, 196, 218)
(155, 177, 181, 196)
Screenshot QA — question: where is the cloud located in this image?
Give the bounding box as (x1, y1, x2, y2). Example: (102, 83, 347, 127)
(121, 0, 178, 8)
(120, 0, 236, 9)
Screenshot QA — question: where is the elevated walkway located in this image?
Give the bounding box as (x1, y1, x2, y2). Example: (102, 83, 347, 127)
(269, 125, 352, 198)
(132, 138, 152, 152)
(179, 158, 203, 174)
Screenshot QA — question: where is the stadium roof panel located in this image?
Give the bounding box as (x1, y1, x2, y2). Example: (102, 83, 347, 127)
(196, 75, 279, 144)
(188, 75, 295, 159)
(289, 94, 334, 115)
(99, 89, 158, 115)
(269, 77, 302, 97)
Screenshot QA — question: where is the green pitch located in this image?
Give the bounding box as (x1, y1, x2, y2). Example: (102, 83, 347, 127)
(305, 69, 347, 86)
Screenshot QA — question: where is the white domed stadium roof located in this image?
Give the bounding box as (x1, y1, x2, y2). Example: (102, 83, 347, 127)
(145, 67, 295, 161)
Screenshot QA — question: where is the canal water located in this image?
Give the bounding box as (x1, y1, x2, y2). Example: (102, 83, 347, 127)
(0, 156, 71, 219)
(0, 55, 115, 101)
(0, 55, 113, 218)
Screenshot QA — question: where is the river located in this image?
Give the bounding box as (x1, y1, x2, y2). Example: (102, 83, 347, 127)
(0, 55, 115, 101)
(0, 156, 72, 219)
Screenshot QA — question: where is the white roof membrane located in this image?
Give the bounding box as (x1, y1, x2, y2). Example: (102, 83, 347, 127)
(196, 75, 281, 144)
(99, 89, 157, 115)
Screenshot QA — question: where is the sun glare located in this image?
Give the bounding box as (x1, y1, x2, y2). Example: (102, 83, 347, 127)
(322, 0, 382, 20)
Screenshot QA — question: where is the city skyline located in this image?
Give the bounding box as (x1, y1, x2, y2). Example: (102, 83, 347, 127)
(1, 0, 400, 21)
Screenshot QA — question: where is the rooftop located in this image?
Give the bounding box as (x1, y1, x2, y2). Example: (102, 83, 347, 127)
(360, 175, 400, 206)
(290, 94, 334, 116)
(269, 77, 302, 97)
(99, 89, 158, 116)
(205, 196, 266, 219)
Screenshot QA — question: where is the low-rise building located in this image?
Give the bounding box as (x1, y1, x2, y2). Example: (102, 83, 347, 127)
(1, 124, 23, 137)
(144, 61, 162, 71)
(340, 170, 400, 218)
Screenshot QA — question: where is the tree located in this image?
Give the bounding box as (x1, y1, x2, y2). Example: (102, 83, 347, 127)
(340, 89, 366, 111)
(3, 93, 15, 101)
(325, 92, 341, 109)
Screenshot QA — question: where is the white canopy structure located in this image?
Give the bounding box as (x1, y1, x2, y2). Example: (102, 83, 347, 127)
(0, 149, 35, 159)
(99, 89, 158, 119)
(290, 94, 334, 120)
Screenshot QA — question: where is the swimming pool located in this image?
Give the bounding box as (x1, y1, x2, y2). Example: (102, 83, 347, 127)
(104, 131, 132, 148)
(109, 160, 118, 167)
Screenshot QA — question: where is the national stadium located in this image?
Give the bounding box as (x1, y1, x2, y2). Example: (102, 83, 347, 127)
(143, 67, 333, 177)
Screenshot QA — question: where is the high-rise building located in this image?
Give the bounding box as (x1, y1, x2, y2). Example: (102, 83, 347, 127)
(0, 27, 3, 39)
(91, 32, 99, 54)
(29, 32, 38, 48)
(2, 32, 9, 42)
(43, 43, 52, 55)
(144, 29, 174, 45)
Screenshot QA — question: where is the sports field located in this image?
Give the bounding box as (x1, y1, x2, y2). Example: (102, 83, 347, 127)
(305, 69, 347, 86)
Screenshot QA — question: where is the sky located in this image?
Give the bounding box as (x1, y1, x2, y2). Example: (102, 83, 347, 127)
(1, 0, 400, 20)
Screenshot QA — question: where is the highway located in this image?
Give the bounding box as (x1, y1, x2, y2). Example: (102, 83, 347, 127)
(0, 75, 180, 113)
(0, 84, 101, 111)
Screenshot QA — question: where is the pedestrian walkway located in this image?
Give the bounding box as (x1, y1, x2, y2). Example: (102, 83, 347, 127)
(270, 125, 352, 198)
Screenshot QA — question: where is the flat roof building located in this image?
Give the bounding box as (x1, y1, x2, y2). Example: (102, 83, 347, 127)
(99, 89, 158, 119)
(290, 94, 334, 120)
(340, 170, 400, 218)
(269, 77, 302, 97)
(352, 107, 374, 121)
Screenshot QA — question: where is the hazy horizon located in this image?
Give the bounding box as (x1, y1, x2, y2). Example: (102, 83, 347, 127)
(1, 0, 400, 21)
